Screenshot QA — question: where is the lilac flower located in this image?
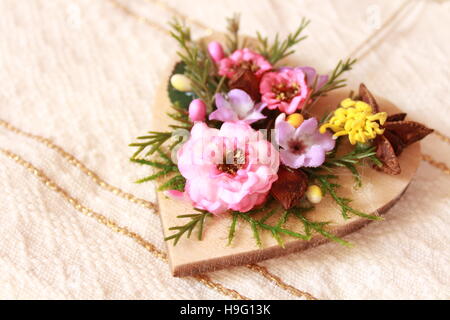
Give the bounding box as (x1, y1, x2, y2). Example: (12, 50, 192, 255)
(209, 89, 266, 124)
(275, 113, 335, 168)
(298, 66, 329, 91)
(279, 66, 329, 91)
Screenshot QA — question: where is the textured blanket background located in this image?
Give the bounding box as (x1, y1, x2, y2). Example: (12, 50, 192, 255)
(0, 0, 449, 299)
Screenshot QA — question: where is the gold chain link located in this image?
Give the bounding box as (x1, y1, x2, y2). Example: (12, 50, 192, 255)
(107, 0, 170, 35)
(142, 0, 213, 33)
(246, 264, 317, 300)
(0, 147, 249, 300)
(422, 154, 450, 175)
(0, 119, 159, 213)
(0, 117, 318, 299)
(345, 0, 413, 61)
(433, 130, 450, 145)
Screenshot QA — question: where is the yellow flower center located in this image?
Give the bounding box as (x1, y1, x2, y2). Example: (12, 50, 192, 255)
(319, 98, 387, 145)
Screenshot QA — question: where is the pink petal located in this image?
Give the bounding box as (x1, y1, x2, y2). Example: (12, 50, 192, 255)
(208, 41, 225, 63)
(294, 118, 318, 138)
(228, 89, 254, 118)
(313, 131, 335, 152)
(275, 114, 295, 148)
(286, 96, 302, 114)
(316, 75, 329, 90)
(298, 67, 316, 87)
(242, 111, 266, 124)
(209, 106, 238, 122)
(303, 145, 326, 167)
(280, 149, 306, 169)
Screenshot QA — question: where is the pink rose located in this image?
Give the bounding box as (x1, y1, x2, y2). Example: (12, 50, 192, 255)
(173, 122, 279, 215)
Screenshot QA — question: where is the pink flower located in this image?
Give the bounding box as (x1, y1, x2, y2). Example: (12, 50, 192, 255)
(218, 48, 272, 79)
(296, 66, 328, 91)
(209, 89, 266, 124)
(275, 114, 335, 168)
(260, 68, 311, 114)
(207, 41, 225, 63)
(173, 122, 279, 215)
(188, 99, 206, 122)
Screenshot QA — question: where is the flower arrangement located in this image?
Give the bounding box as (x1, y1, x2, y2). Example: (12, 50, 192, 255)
(130, 16, 432, 247)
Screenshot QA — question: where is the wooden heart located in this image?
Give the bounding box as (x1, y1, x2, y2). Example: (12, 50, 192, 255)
(150, 38, 421, 277)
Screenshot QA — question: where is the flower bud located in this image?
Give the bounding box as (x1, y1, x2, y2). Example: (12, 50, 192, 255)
(286, 113, 304, 128)
(188, 99, 206, 122)
(170, 74, 192, 92)
(207, 41, 225, 63)
(306, 185, 323, 204)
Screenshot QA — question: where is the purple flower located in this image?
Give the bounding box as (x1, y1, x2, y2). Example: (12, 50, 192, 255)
(279, 66, 329, 91)
(275, 113, 335, 168)
(299, 66, 329, 91)
(209, 89, 266, 124)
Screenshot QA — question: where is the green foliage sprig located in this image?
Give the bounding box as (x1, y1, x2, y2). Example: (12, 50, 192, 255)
(166, 201, 352, 247)
(311, 58, 357, 99)
(225, 13, 242, 53)
(130, 132, 172, 158)
(291, 210, 351, 247)
(224, 205, 349, 248)
(234, 209, 311, 247)
(164, 210, 211, 245)
(305, 170, 382, 221)
(166, 104, 192, 130)
(130, 150, 186, 191)
(323, 143, 382, 187)
(130, 103, 190, 159)
(169, 20, 219, 108)
(256, 18, 310, 65)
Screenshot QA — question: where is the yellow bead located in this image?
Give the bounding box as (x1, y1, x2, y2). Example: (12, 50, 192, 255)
(286, 113, 304, 128)
(170, 74, 192, 92)
(306, 185, 323, 204)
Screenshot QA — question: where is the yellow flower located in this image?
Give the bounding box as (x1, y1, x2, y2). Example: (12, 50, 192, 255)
(319, 98, 387, 145)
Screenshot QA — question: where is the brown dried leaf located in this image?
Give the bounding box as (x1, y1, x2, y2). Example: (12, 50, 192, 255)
(383, 130, 404, 156)
(357, 84, 433, 175)
(359, 83, 380, 113)
(228, 69, 261, 102)
(270, 166, 308, 210)
(373, 135, 401, 175)
(384, 121, 433, 147)
(386, 113, 407, 122)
